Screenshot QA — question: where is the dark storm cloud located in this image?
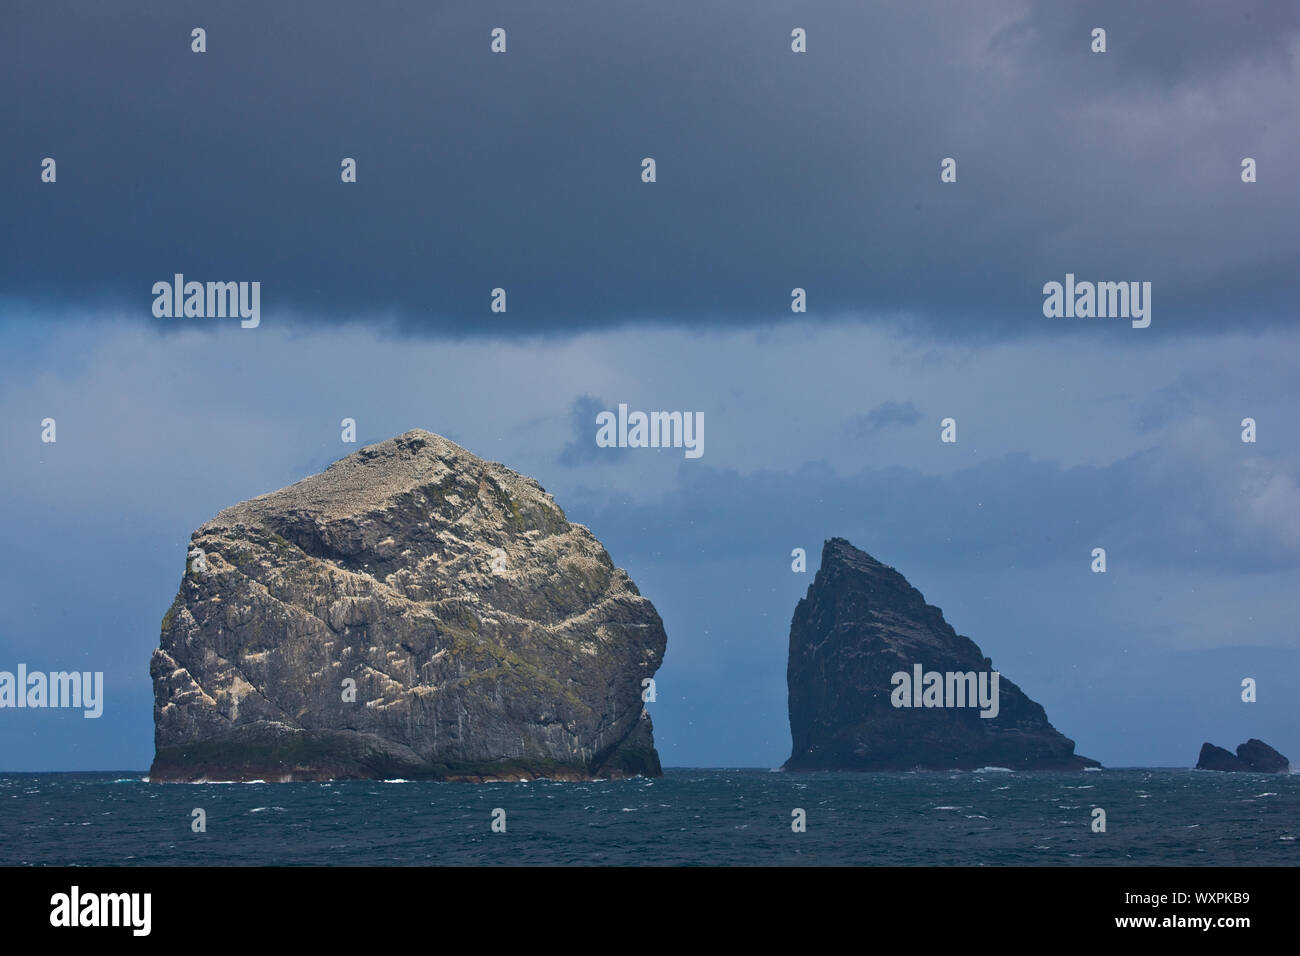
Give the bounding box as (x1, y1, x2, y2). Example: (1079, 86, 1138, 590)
(2, 0, 1297, 336)
(999, 0, 1300, 86)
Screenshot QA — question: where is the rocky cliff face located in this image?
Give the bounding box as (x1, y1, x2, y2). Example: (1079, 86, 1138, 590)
(150, 430, 665, 782)
(784, 538, 1099, 771)
(1195, 739, 1289, 773)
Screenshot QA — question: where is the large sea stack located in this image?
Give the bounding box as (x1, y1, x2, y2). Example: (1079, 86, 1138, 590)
(784, 538, 1099, 771)
(149, 430, 665, 782)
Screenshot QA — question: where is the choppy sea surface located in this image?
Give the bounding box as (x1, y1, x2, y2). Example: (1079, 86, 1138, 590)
(1, 768, 1295, 866)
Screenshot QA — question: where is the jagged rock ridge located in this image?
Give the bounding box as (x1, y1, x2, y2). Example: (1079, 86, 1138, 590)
(784, 538, 1099, 771)
(1195, 739, 1289, 773)
(150, 430, 665, 782)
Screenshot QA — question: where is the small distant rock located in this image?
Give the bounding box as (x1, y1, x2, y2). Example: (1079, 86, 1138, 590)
(1196, 738, 1289, 773)
(1195, 742, 1244, 772)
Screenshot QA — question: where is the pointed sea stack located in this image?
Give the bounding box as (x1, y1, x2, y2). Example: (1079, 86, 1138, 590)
(150, 430, 665, 782)
(784, 538, 1099, 771)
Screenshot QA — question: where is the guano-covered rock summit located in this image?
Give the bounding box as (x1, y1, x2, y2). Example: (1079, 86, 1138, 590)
(150, 430, 665, 782)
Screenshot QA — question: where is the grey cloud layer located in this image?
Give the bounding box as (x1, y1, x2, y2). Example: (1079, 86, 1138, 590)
(2, 316, 1296, 769)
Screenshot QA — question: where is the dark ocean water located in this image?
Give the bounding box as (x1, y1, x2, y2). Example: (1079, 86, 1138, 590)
(1, 768, 1295, 866)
